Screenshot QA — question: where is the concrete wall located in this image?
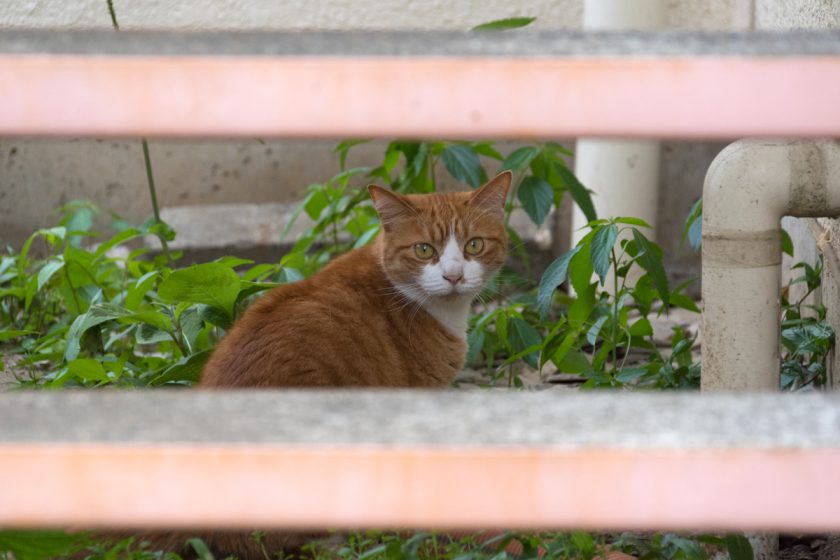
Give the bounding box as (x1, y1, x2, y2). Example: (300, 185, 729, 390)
(0, 0, 751, 283)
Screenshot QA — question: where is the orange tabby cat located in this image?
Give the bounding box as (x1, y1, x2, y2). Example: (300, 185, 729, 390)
(134, 172, 513, 559)
(200, 171, 510, 389)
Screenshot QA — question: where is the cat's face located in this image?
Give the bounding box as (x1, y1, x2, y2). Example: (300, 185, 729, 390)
(369, 172, 511, 300)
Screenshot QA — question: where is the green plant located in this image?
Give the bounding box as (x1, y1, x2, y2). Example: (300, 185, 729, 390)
(613, 532, 753, 560)
(0, 201, 302, 388)
(780, 257, 835, 390)
(530, 217, 700, 389)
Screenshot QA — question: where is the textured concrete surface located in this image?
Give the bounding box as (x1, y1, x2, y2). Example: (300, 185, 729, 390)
(757, 0, 840, 29)
(0, 0, 582, 31)
(667, 0, 754, 30)
(5, 28, 840, 55)
(0, 0, 755, 31)
(2, 390, 840, 448)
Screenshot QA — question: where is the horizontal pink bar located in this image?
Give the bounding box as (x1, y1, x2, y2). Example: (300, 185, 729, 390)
(1, 55, 840, 138)
(2, 444, 839, 531)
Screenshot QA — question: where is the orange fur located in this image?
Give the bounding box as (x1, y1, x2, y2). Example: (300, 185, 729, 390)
(200, 172, 510, 389)
(161, 173, 512, 558)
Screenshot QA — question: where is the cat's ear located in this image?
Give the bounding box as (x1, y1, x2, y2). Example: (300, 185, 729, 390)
(468, 171, 512, 219)
(368, 185, 418, 232)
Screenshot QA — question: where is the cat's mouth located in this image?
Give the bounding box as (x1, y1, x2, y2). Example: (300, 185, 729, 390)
(427, 283, 479, 298)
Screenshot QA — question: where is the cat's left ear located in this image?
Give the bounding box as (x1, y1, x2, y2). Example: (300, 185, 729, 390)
(468, 171, 512, 218)
(368, 185, 418, 232)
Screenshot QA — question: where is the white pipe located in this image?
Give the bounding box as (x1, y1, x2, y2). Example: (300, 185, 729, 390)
(702, 140, 840, 390)
(571, 0, 665, 264)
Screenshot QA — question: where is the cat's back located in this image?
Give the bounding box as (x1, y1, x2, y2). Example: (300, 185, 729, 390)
(199, 244, 464, 388)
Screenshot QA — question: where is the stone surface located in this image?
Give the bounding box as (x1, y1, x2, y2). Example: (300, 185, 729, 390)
(2, 390, 840, 448)
(4, 28, 840, 56)
(0, 0, 581, 31)
(757, 0, 840, 29)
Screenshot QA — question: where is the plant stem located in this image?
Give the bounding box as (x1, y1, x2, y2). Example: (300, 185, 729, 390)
(106, 0, 119, 29)
(105, 2, 171, 265)
(62, 266, 82, 315)
(610, 246, 619, 374)
(142, 139, 172, 264)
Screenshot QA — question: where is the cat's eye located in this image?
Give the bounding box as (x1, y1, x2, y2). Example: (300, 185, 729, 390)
(414, 243, 435, 260)
(465, 238, 485, 255)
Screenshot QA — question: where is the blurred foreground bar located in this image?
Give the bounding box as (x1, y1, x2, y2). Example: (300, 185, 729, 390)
(2, 30, 840, 138)
(1, 390, 840, 531)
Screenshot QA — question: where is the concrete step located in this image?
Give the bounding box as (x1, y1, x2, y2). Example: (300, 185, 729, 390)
(1, 390, 839, 531)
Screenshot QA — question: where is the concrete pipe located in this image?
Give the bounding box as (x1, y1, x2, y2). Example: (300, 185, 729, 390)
(702, 140, 840, 391)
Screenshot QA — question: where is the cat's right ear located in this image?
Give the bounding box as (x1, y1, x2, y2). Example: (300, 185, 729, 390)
(468, 171, 512, 219)
(368, 186, 417, 232)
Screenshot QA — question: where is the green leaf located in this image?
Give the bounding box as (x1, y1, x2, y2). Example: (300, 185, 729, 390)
(188, 537, 216, 560)
(65, 303, 129, 360)
(152, 350, 211, 385)
(615, 367, 648, 383)
(500, 146, 540, 172)
(569, 240, 594, 295)
(94, 227, 141, 258)
(781, 228, 794, 257)
(353, 226, 380, 249)
(0, 329, 35, 342)
(632, 228, 670, 309)
(508, 316, 542, 368)
(555, 350, 590, 374)
(197, 303, 233, 330)
(472, 16, 536, 31)
(590, 224, 617, 285)
(66, 358, 109, 382)
(681, 198, 703, 251)
(586, 315, 609, 346)
(304, 188, 330, 221)
(629, 317, 653, 337)
(136, 323, 171, 345)
(466, 328, 486, 364)
(125, 271, 158, 311)
(614, 217, 651, 227)
(335, 139, 369, 170)
(36, 260, 64, 291)
(569, 250, 596, 328)
(214, 256, 254, 269)
(517, 176, 553, 226)
(278, 268, 304, 284)
(471, 142, 504, 160)
(441, 144, 482, 188)
(495, 312, 509, 347)
(556, 163, 597, 222)
(725, 535, 754, 560)
(129, 309, 174, 333)
(662, 534, 707, 560)
(537, 246, 582, 319)
(670, 293, 701, 313)
(158, 263, 241, 319)
(0, 530, 87, 560)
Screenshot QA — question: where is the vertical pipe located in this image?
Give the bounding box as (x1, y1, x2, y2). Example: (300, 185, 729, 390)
(702, 140, 840, 391)
(702, 140, 840, 560)
(571, 0, 665, 259)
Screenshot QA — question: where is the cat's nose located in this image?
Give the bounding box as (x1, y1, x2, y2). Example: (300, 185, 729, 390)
(443, 273, 463, 285)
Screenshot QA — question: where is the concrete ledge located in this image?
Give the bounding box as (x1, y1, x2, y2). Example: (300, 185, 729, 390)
(2, 29, 840, 57)
(2, 390, 840, 447)
(2, 391, 840, 531)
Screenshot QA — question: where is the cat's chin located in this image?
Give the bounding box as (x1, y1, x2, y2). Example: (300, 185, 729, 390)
(429, 286, 479, 300)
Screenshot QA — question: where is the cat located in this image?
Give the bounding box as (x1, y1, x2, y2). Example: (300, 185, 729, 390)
(122, 172, 512, 559)
(199, 170, 511, 389)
